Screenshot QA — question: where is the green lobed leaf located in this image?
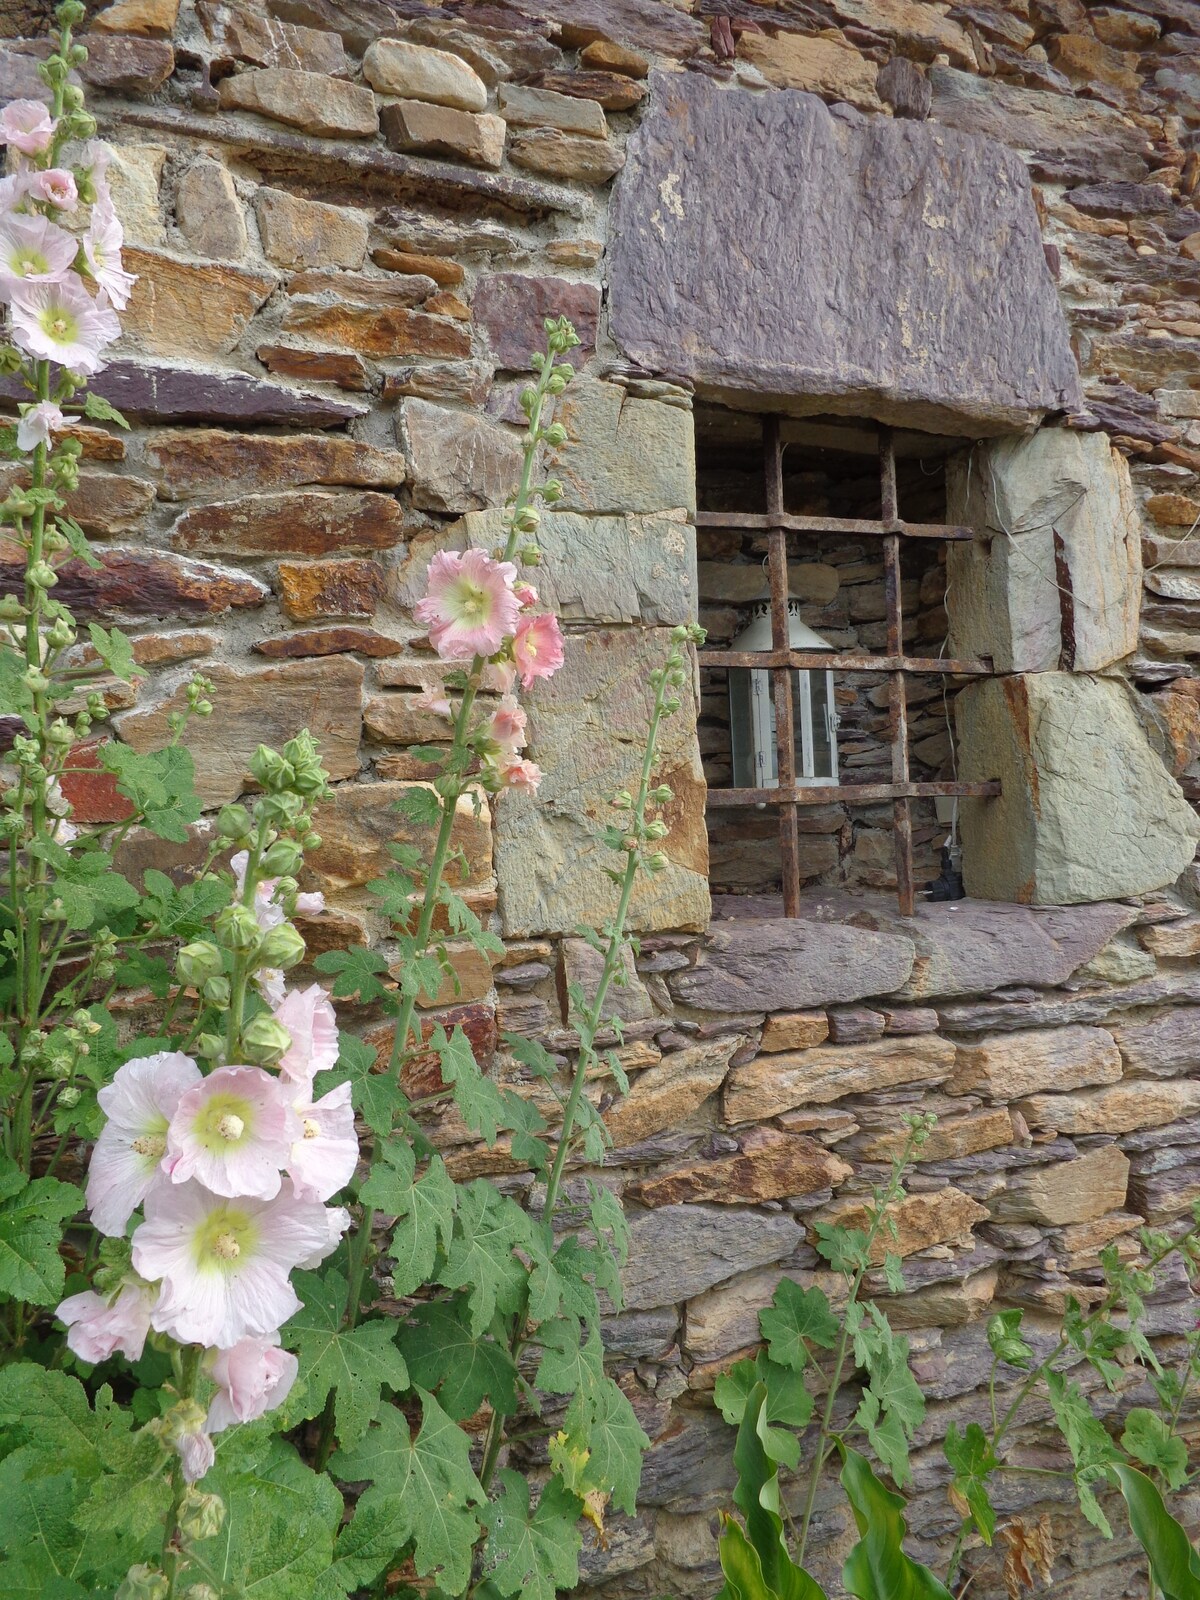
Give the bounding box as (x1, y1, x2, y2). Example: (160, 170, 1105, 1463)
(361, 1138, 456, 1295)
(399, 1297, 520, 1422)
(943, 1421, 998, 1544)
(281, 1269, 410, 1448)
(839, 1444, 955, 1600)
(439, 1179, 534, 1336)
(986, 1308, 1033, 1369)
(715, 1351, 813, 1470)
(327, 1031, 400, 1136)
(0, 1163, 81, 1305)
(1121, 1408, 1188, 1492)
(759, 1278, 839, 1374)
(1044, 1369, 1119, 1537)
(480, 1469, 582, 1600)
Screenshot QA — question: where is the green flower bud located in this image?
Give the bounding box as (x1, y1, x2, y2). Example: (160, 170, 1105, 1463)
(256, 921, 306, 971)
(241, 1013, 293, 1065)
(542, 422, 567, 447)
(194, 1032, 224, 1060)
(546, 371, 568, 394)
(28, 561, 57, 588)
(183, 1587, 221, 1600)
(215, 902, 261, 952)
(47, 718, 73, 746)
(249, 745, 293, 791)
(176, 940, 223, 986)
(645, 851, 670, 873)
(201, 975, 230, 1008)
(56, 1084, 81, 1108)
(179, 1489, 226, 1542)
(115, 1565, 169, 1600)
(261, 838, 302, 877)
(216, 802, 251, 840)
(644, 819, 669, 840)
(541, 478, 564, 502)
(0, 595, 24, 621)
(58, 0, 88, 27)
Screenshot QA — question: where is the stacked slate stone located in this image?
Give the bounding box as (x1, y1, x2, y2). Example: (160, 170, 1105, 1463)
(6, 0, 1200, 1594)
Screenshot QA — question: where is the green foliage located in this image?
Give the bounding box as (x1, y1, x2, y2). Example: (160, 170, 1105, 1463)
(399, 1298, 520, 1421)
(715, 1350, 814, 1470)
(479, 1470, 582, 1600)
(1112, 1462, 1200, 1600)
(1044, 1369, 1120, 1536)
(1121, 1408, 1189, 1491)
(838, 1445, 954, 1600)
(282, 1270, 410, 1448)
(942, 1422, 998, 1544)
(0, 1160, 82, 1304)
(758, 1279, 838, 1372)
(361, 1138, 457, 1295)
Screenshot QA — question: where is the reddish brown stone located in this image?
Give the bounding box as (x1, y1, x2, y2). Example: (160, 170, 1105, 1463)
(277, 558, 386, 621)
(295, 906, 367, 956)
(534, 69, 647, 110)
(79, 34, 174, 91)
(425, 290, 470, 320)
(579, 39, 649, 77)
(286, 269, 435, 306)
(474, 273, 599, 369)
(371, 247, 465, 287)
(365, 1001, 498, 1096)
(0, 548, 268, 620)
(70, 629, 217, 668)
(58, 738, 137, 825)
(0, 467, 153, 537)
(281, 300, 471, 358)
(50, 362, 365, 427)
(380, 361, 492, 405)
(253, 626, 402, 658)
(256, 345, 371, 390)
(58, 423, 126, 461)
(626, 1129, 852, 1208)
(306, 781, 491, 894)
(171, 490, 403, 557)
(147, 429, 404, 499)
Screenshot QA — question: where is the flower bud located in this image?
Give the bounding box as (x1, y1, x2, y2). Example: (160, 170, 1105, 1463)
(249, 745, 293, 791)
(194, 1032, 224, 1060)
(201, 975, 230, 1009)
(56, 1084, 81, 1108)
(645, 851, 670, 873)
(47, 718, 73, 747)
(644, 819, 669, 840)
(0, 595, 24, 621)
(179, 1489, 226, 1542)
(183, 1588, 221, 1600)
(256, 921, 306, 971)
(115, 1566, 169, 1600)
(261, 838, 302, 877)
(542, 422, 567, 447)
(241, 1012, 293, 1065)
(29, 560, 58, 588)
(176, 940, 223, 986)
(214, 902, 261, 952)
(216, 803, 251, 840)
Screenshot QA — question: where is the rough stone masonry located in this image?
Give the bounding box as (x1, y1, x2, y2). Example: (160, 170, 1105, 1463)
(8, 0, 1200, 1594)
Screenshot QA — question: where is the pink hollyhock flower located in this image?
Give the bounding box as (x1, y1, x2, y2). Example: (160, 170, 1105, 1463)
(513, 580, 538, 608)
(412, 686, 453, 718)
(415, 548, 520, 662)
(133, 1179, 340, 1348)
(0, 214, 78, 291)
(0, 99, 55, 156)
(166, 1065, 300, 1200)
(177, 1427, 215, 1485)
(32, 167, 77, 210)
(57, 1281, 153, 1364)
(498, 758, 543, 794)
(300, 1203, 350, 1268)
(205, 1336, 298, 1433)
(9, 278, 120, 375)
(16, 399, 64, 453)
(487, 700, 527, 757)
(273, 983, 339, 1087)
(0, 172, 33, 210)
(231, 851, 326, 932)
(512, 612, 565, 690)
(288, 1079, 357, 1203)
(82, 197, 136, 310)
(88, 1051, 202, 1237)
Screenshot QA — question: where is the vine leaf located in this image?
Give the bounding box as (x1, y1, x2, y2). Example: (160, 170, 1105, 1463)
(282, 1270, 409, 1448)
(330, 1388, 486, 1595)
(759, 1279, 838, 1372)
(399, 1297, 519, 1422)
(480, 1469, 582, 1600)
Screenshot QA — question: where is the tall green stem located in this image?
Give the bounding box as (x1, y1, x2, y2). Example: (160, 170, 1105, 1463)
(161, 1344, 202, 1600)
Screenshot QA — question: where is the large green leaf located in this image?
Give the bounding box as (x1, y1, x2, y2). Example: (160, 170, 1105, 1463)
(715, 1351, 813, 1470)
(759, 1280, 838, 1372)
(361, 1139, 456, 1295)
(480, 1469, 582, 1600)
(715, 1513, 800, 1600)
(839, 1445, 954, 1600)
(727, 1383, 825, 1600)
(0, 1164, 80, 1305)
(1112, 1463, 1200, 1600)
(1121, 1409, 1188, 1492)
(281, 1269, 409, 1448)
(399, 1298, 519, 1422)
(943, 1421, 997, 1544)
(439, 1180, 534, 1336)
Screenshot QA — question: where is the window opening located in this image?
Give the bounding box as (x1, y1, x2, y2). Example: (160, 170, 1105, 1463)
(698, 413, 1000, 918)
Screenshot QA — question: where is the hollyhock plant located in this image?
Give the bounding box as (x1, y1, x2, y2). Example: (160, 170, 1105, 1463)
(132, 1177, 343, 1349)
(415, 547, 521, 661)
(87, 1051, 202, 1237)
(16, 398, 64, 452)
(31, 166, 77, 209)
(487, 700, 528, 756)
(205, 1337, 298, 1433)
(165, 1065, 300, 1200)
(0, 97, 55, 155)
(512, 610, 566, 689)
(287, 1078, 358, 1203)
(274, 982, 339, 1086)
(0, 213, 78, 290)
(498, 757, 543, 793)
(9, 276, 120, 374)
(57, 1281, 154, 1364)
(82, 197, 136, 309)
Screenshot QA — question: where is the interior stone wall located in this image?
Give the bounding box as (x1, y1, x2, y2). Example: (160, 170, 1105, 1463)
(7, 0, 1200, 1595)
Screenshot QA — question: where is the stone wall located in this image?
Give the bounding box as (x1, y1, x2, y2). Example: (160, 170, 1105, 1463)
(8, 0, 1200, 1595)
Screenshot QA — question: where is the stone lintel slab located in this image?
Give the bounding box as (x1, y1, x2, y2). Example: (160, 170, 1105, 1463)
(100, 104, 586, 219)
(608, 71, 1080, 433)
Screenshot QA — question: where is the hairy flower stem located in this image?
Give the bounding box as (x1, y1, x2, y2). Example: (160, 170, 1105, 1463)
(225, 812, 271, 1062)
(161, 1344, 202, 1600)
(795, 1129, 925, 1568)
(473, 659, 679, 1517)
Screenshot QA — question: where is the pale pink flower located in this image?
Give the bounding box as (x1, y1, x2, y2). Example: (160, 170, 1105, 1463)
(0, 213, 78, 291)
(498, 758, 543, 793)
(166, 1065, 300, 1200)
(9, 278, 120, 374)
(299, 1203, 350, 1268)
(491, 659, 517, 695)
(32, 167, 77, 210)
(205, 1336, 298, 1433)
(57, 1281, 153, 1364)
(16, 399, 64, 453)
(513, 580, 538, 608)
(88, 1051, 202, 1237)
(177, 1428, 215, 1485)
(133, 1179, 337, 1348)
(231, 851, 326, 933)
(273, 983, 339, 1087)
(0, 99, 55, 156)
(415, 548, 520, 662)
(82, 197, 136, 310)
(512, 612, 565, 690)
(0, 172, 33, 210)
(288, 1079, 357, 1203)
(412, 686, 453, 719)
(486, 700, 527, 757)
(257, 967, 286, 1009)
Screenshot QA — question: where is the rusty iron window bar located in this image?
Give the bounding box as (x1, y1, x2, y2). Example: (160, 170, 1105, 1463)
(698, 416, 1001, 919)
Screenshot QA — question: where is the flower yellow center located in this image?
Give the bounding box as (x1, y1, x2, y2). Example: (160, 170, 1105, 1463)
(193, 1204, 257, 1274)
(216, 1112, 245, 1142)
(131, 1132, 166, 1159)
(15, 250, 45, 275)
(195, 1092, 254, 1152)
(211, 1231, 240, 1260)
(38, 307, 77, 343)
(302, 1118, 320, 1140)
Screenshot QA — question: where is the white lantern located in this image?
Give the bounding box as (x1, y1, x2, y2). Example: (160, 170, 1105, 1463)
(728, 601, 840, 789)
